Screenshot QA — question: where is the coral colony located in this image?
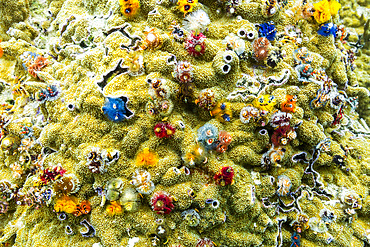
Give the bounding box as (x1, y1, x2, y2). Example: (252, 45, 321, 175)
(0, 0, 369, 246)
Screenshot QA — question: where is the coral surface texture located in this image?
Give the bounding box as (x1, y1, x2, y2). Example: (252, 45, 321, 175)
(0, 0, 369, 246)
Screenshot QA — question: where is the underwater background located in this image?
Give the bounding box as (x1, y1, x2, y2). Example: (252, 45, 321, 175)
(0, 0, 369, 246)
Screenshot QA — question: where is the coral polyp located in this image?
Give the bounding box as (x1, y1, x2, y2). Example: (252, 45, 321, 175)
(216, 130, 232, 153)
(73, 200, 91, 217)
(131, 169, 155, 194)
(106, 201, 123, 216)
(184, 32, 206, 57)
(181, 209, 200, 226)
(86, 147, 119, 174)
(136, 147, 158, 167)
(257, 21, 277, 41)
(53, 174, 80, 195)
(119, 0, 140, 18)
(154, 122, 176, 138)
(276, 175, 292, 196)
(183, 9, 210, 33)
(150, 191, 175, 214)
(253, 95, 276, 113)
(281, 95, 297, 113)
(196, 238, 214, 247)
(141, 28, 163, 50)
(313, 0, 341, 24)
(27, 55, 50, 79)
(317, 23, 338, 37)
(214, 166, 235, 186)
(261, 145, 286, 168)
(240, 105, 261, 123)
(210, 102, 232, 122)
(182, 144, 207, 166)
(252, 37, 270, 61)
(120, 188, 140, 212)
(173, 60, 193, 83)
(38, 165, 66, 185)
(54, 195, 78, 214)
(177, 0, 198, 16)
(126, 50, 144, 76)
(197, 123, 219, 150)
(271, 125, 297, 146)
(101, 96, 134, 122)
(195, 89, 216, 111)
(169, 21, 186, 42)
(223, 33, 246, 56)
(269, 111, 292, 128)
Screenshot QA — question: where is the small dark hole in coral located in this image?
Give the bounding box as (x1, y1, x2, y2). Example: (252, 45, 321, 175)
(259, 129, 267, 135)
(222, 64, 230, 73)
(67, 104, 75, 111)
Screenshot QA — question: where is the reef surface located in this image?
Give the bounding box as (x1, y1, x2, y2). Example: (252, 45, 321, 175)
(0, 0, 369, 246)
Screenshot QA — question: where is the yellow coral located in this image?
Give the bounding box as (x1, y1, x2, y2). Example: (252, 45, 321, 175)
(136, 147, 158, 167)
(313, 0, 331, 24)
(106, 201, 123, 216)
(313, 0, 340, 24)
(177, 0, 198, 16)
(182, 144, 206, 166)
(54, 195, 77, 214)
(328, 0, 341, 16)
(119, 0, 140, 18)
